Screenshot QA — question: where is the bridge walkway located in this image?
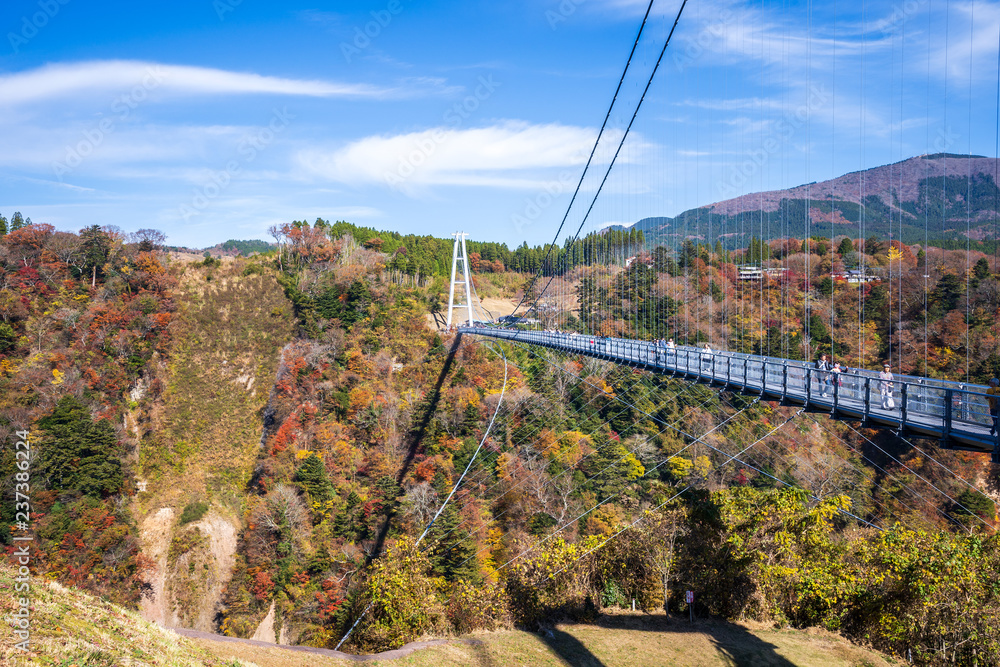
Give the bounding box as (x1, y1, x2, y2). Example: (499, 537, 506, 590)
(459, 327, 1000, 459)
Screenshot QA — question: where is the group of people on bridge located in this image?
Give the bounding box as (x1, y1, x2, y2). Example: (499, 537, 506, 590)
(813, 353, 863, 401)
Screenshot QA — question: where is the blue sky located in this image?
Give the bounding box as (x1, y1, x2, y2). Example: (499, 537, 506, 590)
(1, 0, 998, 249)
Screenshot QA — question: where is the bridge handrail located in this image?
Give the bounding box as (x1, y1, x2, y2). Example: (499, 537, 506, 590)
(464, 325, 989, 394)
(458, 325, 999, 449)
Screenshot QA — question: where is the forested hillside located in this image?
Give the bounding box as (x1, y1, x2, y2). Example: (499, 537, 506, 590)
(0, 222, 174, 605)
(1, 218, 998, 666)
(626, 154, 1000, 249)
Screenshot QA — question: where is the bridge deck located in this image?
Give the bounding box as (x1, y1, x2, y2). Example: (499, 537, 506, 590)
(459, 327, 1000, 458)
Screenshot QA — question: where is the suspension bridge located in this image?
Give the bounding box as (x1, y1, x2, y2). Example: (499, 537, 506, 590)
(458, 325, 1000, 460)
(441, 0, 1000, 461)
(337, 0, 1000, 650)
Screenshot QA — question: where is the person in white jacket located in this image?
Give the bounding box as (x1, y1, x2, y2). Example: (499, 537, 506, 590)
(878, 363, 894, 409)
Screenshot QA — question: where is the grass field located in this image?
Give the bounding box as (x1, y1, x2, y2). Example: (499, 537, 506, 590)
(189, 614, 903, 667)
(0, 563, 901, 667)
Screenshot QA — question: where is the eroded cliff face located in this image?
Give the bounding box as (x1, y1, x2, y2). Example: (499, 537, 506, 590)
(135, 260, 295, 632)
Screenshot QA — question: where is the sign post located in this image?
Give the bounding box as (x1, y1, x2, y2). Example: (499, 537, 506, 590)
(685, 590, 694, 622)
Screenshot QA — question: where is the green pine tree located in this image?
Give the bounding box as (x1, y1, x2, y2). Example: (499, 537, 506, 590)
(294, 453, 333, 504)
(38, 396, 124, 497)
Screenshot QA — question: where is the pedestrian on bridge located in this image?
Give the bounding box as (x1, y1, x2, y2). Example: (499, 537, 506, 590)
(987, 378, 1000, 437)
(879, 363, 895, 410)
(816, 354, 832, 397)
(701, 344, 713, 372)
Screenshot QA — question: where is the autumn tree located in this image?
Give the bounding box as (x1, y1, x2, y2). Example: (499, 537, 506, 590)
(130, 228, 166, 252)
(79, 225, 112, 287)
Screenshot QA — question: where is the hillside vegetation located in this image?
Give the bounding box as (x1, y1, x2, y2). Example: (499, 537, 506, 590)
(137, 257, 296, 629)
(0, 219, 998, 666)
(0, 561, 901, 666)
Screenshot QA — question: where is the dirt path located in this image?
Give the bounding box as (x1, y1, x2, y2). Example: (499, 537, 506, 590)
(139, 507, 177, 627)
(174, 627, 483, 663)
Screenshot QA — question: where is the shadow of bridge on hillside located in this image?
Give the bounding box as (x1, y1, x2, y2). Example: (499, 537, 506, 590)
(536, 612, 797, 667)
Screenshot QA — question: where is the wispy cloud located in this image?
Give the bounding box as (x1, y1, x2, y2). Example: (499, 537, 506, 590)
(298, 121, 610, 191)
(0, 60, 405, 106)
(678, 97, 786, 112)
(928, 1, 1000, 82)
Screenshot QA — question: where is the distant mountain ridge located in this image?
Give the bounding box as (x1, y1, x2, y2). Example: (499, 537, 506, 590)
(611, 154, 1000, 246)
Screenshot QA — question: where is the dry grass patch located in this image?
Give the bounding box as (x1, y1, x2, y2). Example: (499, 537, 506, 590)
(0, 564, 249, 666)
(193, 613, 904, 667)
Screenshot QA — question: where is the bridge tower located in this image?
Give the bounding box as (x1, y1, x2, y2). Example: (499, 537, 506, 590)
(446, 231, 475, 328)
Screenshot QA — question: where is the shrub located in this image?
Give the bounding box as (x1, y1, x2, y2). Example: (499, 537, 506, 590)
(179, 501, 209, 525)
(446, 579, 511, 633)
(343, 537, 448, 652)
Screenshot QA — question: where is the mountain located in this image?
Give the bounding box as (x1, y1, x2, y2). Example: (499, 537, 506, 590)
(621, 154, 1000, 246)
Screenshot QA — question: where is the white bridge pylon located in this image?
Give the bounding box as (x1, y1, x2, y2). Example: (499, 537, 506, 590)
(445, 231, 505, 328)
(447, 231, 475, 328)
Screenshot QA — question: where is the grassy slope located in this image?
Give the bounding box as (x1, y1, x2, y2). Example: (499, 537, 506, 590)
(142, 259, 296, 498)
(136, 258, 296, 628)
(0, 564, 901, 667)
(0, 564, 247, 666)
(191, 620, 904, 667)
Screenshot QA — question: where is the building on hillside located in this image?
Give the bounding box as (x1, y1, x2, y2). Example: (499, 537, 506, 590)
(737, 265, 789, 281)
(832, 269, 880, 284)
(497, 315, 539, 325)
(625, 255, 655, 269)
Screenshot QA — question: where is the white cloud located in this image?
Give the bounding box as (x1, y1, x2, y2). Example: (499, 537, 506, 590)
(298, 121, 624, 191)
(928, 1, 1000, 81)
(0, 60, 402, 107)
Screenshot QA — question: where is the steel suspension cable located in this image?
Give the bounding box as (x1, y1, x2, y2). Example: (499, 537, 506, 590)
(509, 0, 661, 320)
(334, 342, 509, 651)
(521, 0, 690, 319)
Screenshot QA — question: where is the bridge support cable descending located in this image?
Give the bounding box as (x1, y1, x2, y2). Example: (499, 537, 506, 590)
(422, 362, 712, 554)
(896, 431, 999, 512)
(416, 344, 509, 546)
(836, 419, 995, 534)
(808, 417, 980, 533)
(334, 342, 510, 651)
(813, 416, 995, 534)
(711, 395, 906, 531)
